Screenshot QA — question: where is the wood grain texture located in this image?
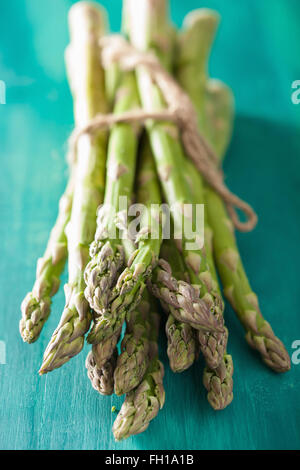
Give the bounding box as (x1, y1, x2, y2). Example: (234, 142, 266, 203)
(0, 0, 300, 450)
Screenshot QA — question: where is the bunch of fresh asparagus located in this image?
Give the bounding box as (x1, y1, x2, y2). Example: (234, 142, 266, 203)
(20, 0, 290, 441)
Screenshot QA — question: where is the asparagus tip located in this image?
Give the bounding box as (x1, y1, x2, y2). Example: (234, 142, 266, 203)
(246, 329, 291, 373)
(183, 8, 220, 30)
(203, 354, 234, 410)
(68, 1, 107, 43)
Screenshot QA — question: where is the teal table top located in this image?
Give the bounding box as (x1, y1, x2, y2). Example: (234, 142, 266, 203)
(0, 0, 300, 450)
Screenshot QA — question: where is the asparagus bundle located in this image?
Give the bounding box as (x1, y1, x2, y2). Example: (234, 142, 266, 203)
(20, 0, 291, 442)
(39, 3, 108, 374)
(86, 1, 220, 355)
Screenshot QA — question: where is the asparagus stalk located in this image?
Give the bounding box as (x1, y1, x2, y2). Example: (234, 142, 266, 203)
(136, 136, 219, 374)
(159, 240, 197, 372)
(176, 10, 234, 159)
(151, 257, 222, 333)
(125, 0, 221, 329)
(86, 137, 162, 351)
(112, 295, 165, 440)
(185, 159, 233, 409)
(91, 328, 122, 371)
(137, 138, 201, 372)
(205, 187, 291, 372)
(152, 234, 223, 335)
(159, 236, 230, 408)
(173, 11, 228, 369)
(105, 62, 122, 107)
(176, 9, 220, 141)
(39, 3, 108, 374)
(84, 71, 140, 313)
(203, 354, 234, 410)
(114, 292, 151, 396)
(165, 315, 197, 373)
(205, 87, 290, 372)
(204, 79, 234, 160)
(176, 18, 231, 376)
(175, 10, 235, 407)
(136, 138, 220, 334)
(86, 349, 117, 396)
(20, 170, 74, 343)
(89, 140, 160, 394)
(179, 10, 290, 373)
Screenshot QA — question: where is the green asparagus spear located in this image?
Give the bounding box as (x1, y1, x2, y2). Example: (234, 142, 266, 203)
(205, 84, 290, 373)
(84, 71, 140, 314)
(174, 10, 233, 408)
(185, 158, 233, 409)
(175, 10, 235, 408)
(20, 169, 74, 343)
(87, 137, 162, 350)
(204, 79, 234, 160)
(159, 240, 197, 372)
(180, 10, 290, 373)
(112, 295, 165, 440)
(151, 256, 222, 333)
(160, 190, 232, 405)
(125, 0, 221, 328)
(201, 220, 233, 409)
(165, 315, 197, 373)
(39, 2, 108, 374)
(136, 136, 220, 378)
(91, 140, 159, 395)
(138, 138, 206, 372)
(86, 348, 117, 396)
(203, 354, 234, 410)
(114, 292, 151, 396)
(205, 187, 291, 372)
(105, 62, 122, 107)
(171, 11, 228, 370)
(176, 8, 220, 141)
(91, 328, 122, 372)
(136, 139, 219, 333)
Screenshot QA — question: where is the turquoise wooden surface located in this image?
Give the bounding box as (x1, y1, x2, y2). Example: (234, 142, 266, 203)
(1, 0, 300, 450)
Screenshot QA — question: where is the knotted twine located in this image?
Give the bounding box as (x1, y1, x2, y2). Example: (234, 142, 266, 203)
(69, 35, 257, 232)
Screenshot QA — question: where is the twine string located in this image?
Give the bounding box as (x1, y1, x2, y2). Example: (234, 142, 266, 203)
(69, 35, 257, 232)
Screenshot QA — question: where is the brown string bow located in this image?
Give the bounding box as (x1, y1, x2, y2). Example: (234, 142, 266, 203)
(69, 35, 257, 232)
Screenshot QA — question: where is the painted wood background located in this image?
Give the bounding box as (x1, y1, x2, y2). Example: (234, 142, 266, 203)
(0, 0, 300, 450)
